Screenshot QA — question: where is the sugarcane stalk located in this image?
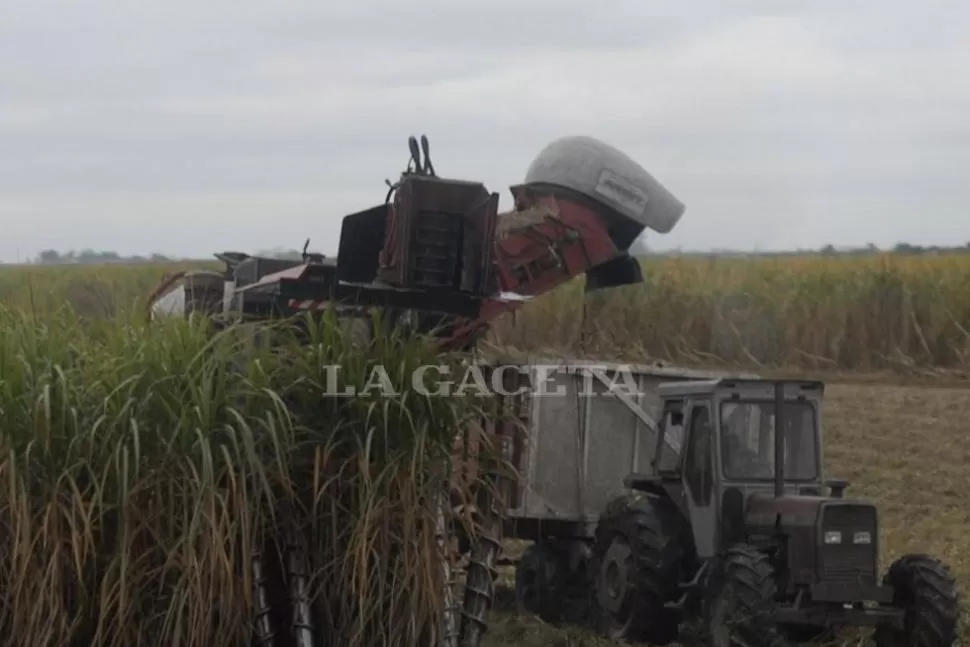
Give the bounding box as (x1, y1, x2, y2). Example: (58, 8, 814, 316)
(283, 507, 315, 647)
(436, 486, 461, 647)
(252, 551, 277, 647)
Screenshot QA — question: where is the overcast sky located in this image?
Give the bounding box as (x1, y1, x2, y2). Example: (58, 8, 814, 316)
(2, 0, 969, 262)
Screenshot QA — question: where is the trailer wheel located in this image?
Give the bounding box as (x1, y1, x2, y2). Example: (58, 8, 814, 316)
(590, 494, 686, 645)
(702, 544, 781, 647)
(515, 543, 567, 622)
(873, 554, 959, 647)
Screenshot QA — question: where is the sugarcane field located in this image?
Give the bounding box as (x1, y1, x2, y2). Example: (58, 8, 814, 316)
(0, 157, 970, 647)
(6, 4, 970, 647)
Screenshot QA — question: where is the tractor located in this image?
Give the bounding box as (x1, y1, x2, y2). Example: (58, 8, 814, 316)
(576, 377, 961, 647)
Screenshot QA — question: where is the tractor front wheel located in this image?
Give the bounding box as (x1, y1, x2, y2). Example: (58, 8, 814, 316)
(874, 554, 959, 647)
(590, 494, 686, 645)
(702, 544, 781, 647)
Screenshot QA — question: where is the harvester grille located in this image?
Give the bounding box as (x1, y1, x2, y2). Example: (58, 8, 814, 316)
(408, 209, 463, 289)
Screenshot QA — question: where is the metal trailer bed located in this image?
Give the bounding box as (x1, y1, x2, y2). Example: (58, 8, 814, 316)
(493, 359, 756, 541)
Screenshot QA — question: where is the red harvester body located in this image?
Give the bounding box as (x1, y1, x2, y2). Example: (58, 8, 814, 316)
(220, 134, 684, 349)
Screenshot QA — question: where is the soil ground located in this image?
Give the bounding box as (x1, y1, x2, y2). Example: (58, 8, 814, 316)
(482, 379, 970, 646)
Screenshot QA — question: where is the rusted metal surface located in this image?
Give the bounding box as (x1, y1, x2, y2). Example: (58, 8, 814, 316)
(378, 175, 497, 292)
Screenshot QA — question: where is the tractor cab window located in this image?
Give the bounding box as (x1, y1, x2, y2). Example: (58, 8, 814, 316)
(684, 404, 714, 504)
(719, 401, 819, 482)
(655, 407, 685, 472)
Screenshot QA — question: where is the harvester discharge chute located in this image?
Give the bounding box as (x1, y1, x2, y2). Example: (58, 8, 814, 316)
(148, 134, 686, 647)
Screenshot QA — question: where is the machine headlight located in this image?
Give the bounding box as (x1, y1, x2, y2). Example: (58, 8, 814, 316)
(824, 531, 842, 544)
(853, 531, 872, 545)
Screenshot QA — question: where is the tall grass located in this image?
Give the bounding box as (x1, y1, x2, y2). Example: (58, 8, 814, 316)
(7, 254, 970, 371)
(0, 305, 494, 647)
(491, 254, 970, 370)
(2, 258, 969, 645)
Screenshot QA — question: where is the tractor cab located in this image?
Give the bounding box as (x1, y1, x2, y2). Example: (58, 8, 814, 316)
(641, 379, 832, 506)
(651, 378, 829, 498)
(630, 378, 883, 592)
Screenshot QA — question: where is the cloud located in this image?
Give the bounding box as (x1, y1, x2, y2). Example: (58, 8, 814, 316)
(2, 0, 969, 261)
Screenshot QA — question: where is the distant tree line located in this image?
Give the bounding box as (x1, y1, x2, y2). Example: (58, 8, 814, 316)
(31, 249, 177, 265)
(637, 241, 970, 258)
(24, 247, 309, 265)
(15, 241, 970, 266)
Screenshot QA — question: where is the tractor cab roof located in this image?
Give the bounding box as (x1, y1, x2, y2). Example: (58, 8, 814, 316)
(656, 378, 825, 401)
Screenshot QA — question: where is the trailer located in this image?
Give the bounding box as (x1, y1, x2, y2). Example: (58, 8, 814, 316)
(493, 359, 748, 537)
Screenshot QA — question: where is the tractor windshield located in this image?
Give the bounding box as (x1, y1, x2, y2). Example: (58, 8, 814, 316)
(719, 400, 819, 482)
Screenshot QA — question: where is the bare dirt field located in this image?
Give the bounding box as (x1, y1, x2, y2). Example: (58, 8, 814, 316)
(484, 379, 970, 646)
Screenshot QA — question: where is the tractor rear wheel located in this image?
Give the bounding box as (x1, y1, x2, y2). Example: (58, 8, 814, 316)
(702, 544, 781, 647)
(874, 554, 959, 647)
(590, 494, 687, 645)
(515, 542, 567, 622)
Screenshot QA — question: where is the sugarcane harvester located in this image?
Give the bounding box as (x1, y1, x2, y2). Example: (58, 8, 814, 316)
(157, 134, 685, 347)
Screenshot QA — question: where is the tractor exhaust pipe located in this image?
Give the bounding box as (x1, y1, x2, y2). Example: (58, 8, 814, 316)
(774, 382, 785, 498)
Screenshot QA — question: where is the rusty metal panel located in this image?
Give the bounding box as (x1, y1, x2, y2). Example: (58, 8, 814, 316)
(466, 191, 499, 294)
(378, 175, 494, 292)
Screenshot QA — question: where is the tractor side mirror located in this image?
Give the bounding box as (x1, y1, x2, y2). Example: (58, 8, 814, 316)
(826, 478, 849, 498)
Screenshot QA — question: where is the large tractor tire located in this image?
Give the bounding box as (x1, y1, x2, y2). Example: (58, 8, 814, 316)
(515, 542, 568, 623)
(874, 554, 960, 647)
(702, 544, 781, 647)
(590, 493, 688, 645)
